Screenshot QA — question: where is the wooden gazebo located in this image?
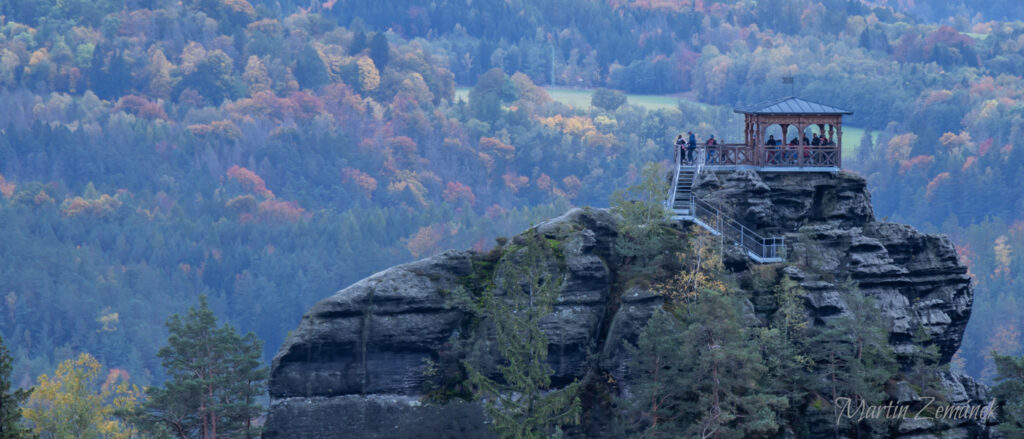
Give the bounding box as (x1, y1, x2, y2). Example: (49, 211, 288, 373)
(693, 97, 852, 170)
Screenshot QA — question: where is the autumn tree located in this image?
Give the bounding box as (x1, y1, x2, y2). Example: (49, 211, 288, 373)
(135, 295, 267, 439)
(0, 336, 31, 438)
(23, 353, 140, 439)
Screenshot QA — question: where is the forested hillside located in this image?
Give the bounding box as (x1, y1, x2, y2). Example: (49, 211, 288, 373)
(1, 0, 1024, 394)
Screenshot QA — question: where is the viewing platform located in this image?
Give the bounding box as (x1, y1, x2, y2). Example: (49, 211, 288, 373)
(667, 96, 853, 263)
(677, 96, 852, 172)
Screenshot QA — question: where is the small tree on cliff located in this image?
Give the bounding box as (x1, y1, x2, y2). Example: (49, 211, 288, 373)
(135, 295, 267, 439)
(464, 229, 582, 439)
(610, 162, 679, 277)
(0, 336, 31, 438)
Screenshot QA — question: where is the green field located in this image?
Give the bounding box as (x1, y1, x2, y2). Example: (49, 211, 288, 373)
(454, 86, 698, 111)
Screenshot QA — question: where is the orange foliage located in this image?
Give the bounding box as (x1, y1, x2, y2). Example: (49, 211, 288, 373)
(479, 137, 515, 158)
(897, 154, 934, 175)
(562, 175, 582, 198)
(924, 172, 951, 200)
(341, 167, 377, 196)
(113, 95, 167, 120)
(258, 199, 308, 222)
(962, 156, 977, 171)
(485, 204, 506, 219)
(535, 173, 552, 191)
(502, 172, 529, 193)
(442, 181, 475, 205)
(227, 165, 274, 198)
(0, 174, 14, 198)
(406, 225, 443, 258)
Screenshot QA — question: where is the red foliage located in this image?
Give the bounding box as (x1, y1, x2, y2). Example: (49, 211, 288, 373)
(341, 167, 377, 196)
(288, 91, 325, 119)
(113, 95, 168, 120)
(897, 154, 934, 175)
(258, 199, 308, 222)
(442, 181, 476, 205)
(227, 165, 274, 198)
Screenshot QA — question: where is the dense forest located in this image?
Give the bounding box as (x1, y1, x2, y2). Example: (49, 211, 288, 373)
(2, 0, 1024, 425)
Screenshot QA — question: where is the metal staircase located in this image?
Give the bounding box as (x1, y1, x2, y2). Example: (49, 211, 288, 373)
(666, 147, 785, 263)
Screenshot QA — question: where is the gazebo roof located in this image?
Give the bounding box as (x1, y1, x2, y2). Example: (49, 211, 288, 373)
(734, 96, 853, 115)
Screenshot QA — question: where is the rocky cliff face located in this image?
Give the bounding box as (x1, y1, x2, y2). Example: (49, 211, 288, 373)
(264, 170, 997, 439)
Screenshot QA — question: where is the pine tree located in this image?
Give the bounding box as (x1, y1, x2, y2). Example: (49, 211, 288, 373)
(464, 229, 582, 439)
(0, 336, 31, 438)
(905, 324, 943, 397)
(992, 353, 1024, 436)
(757, 275, 814, 433)
(621, 310, 688, 438)
(807, 282, 897, 439)
(135, 295, 267, 439)
(369, 32, 390, 70)
(673, 288, 787, 439)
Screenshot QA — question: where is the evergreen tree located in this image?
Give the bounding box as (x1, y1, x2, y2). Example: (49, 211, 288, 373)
(673, 287, 787, 439)
(135, 295, 267, 439)
(757, 275, 814, 433)
(465, 229, 582, 439)
(621, 310, 688, 438)
(0, 337, 31, 438)
(807, 282, 897, 439)
(349, 30, 368, 54)
(369, 32, 390, 70)
(294, 44, 329, 90)
(992, 353, 1024, 436)
(905, 324, 944, 397)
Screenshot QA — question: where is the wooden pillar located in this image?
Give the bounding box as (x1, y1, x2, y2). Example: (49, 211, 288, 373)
(837, 119, 843, 168)
(797, 122, 805, 168)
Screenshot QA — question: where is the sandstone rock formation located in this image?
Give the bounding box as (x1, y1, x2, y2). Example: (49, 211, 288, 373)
(264, 170, 998, 438)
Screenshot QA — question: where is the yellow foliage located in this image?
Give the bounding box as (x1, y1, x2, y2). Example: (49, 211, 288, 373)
(357, 57, 380, 92)
(24, 353, 140, 439)
(994, 235, 1012, 278)
(655, 227, 728, 308)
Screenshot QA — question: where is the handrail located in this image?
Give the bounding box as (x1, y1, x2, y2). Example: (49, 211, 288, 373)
(689, 196, 786, 261)
(667, 143, 682, 210)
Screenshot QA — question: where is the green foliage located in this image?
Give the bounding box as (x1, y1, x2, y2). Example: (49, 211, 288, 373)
(134, 295, 267, 439)
(369, 33, 390, 69)
(610, 162, 678, 277)
(992, 353, 1024, 436)
(591, 88, 627, 111)
(807, 281, 898, 438)
(464, 229, 582, 439)
(0, 337, 31, 438)
(468, 68, 517, 122)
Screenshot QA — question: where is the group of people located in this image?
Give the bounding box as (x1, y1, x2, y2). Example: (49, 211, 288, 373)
(765, 133, 835, 146)
(675, 131, 718, 164)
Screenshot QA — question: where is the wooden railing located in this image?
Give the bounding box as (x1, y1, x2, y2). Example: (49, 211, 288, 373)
(695, 143, 839, 168)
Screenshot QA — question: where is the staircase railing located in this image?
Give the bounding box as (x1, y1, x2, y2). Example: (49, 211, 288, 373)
(689, 197, 785, 260)
(666, 143, 682, 210)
